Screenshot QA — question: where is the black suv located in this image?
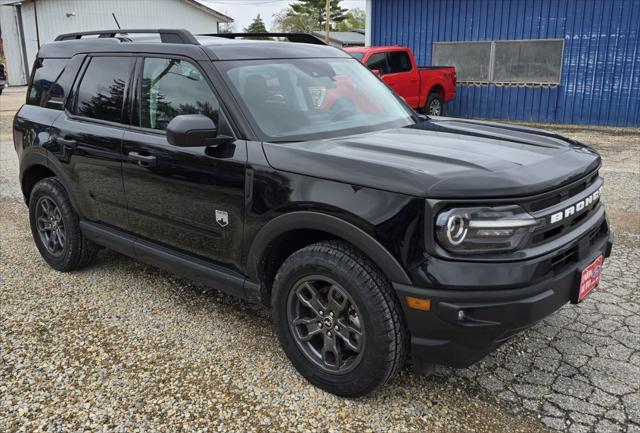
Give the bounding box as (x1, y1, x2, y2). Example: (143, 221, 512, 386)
(15, 29, 613, 397)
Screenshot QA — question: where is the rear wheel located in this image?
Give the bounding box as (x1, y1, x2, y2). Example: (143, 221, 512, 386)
(423, 93, 444, 116)
(272, 240, 408, 397)
(28, 177, 98, 271)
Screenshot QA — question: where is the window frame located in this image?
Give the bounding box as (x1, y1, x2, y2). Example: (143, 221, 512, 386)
(66, 53, 137, 127)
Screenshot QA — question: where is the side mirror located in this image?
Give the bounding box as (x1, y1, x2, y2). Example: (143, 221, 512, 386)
(166, 114, 233, 148)
(372, 69, 382, 77)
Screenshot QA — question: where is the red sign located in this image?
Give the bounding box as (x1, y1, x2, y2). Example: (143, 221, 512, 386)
(578, 255, 603, 302)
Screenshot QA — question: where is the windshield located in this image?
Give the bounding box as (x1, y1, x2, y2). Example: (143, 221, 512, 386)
(217, 58, 415, 142)
(349, 52, 365, 61)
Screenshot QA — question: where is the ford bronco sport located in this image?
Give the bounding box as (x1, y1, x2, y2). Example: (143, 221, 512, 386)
(15, 30, 613, 397)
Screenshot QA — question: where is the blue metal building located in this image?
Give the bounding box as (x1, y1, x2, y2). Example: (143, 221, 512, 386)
(369, 0, 640, 126)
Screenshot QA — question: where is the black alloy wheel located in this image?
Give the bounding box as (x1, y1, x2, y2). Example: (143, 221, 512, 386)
(34, 196, 66, 256)
(28, 177, 98, 271)
(287, 275, 365, 374)
(272, 240, 408, 397)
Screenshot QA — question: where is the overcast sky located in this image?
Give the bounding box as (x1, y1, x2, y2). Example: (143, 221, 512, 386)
(203, 0, 366, 32)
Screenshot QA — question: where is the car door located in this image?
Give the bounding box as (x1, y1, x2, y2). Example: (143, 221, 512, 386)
(121, 56, 246, 272)
(383, 51, 419, 108)
(50, 55, 134, 230)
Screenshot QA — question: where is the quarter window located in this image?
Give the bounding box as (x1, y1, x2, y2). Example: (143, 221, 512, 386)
(27, 58, 68, 109)
(140, 58, 219, 131)
(75, 57, 133, 123)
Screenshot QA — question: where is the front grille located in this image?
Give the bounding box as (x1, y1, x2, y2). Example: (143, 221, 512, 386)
(549, 220, 608, 272)
(522, 171, 603, 248)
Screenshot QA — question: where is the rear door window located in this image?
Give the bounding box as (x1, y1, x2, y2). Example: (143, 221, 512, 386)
(365, 53, 390, 75)
(139, 57, 220, 131)
(74, 56, 134, 123)
(387, 51, 412, 73)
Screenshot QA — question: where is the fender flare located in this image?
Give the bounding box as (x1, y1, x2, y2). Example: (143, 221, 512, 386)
(19, 150, 48, 181)
(20, 151, 83, 217)
(246, 211, 412, 285)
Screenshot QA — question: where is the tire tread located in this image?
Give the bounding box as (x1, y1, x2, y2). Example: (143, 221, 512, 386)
(29, 177, 98, 272)
(272, 240, 408, 396)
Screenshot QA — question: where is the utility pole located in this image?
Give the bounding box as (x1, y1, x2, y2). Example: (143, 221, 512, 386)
(325, 0, 331, 43)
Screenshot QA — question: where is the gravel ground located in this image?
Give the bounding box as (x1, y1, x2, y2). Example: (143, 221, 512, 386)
(1, 86, 638, 433)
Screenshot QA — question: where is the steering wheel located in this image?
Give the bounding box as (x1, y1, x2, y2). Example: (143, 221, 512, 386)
(329, 97, 356, 122)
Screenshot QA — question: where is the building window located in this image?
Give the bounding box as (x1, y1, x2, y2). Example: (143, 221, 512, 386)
(432, 39, 564, 86)
(432, 41, 492, 83)
(492, 40, 564, 84)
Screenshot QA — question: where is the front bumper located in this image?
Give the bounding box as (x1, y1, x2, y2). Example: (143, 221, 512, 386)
(394, 216, 613, 370)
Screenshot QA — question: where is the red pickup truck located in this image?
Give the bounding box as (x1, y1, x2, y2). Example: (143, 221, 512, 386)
(345, 46, 456, 116)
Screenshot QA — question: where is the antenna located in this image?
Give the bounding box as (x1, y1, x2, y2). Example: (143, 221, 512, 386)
(112, 13, 121, 29)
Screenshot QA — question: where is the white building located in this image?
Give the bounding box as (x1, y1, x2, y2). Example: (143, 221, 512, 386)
(0, 0, 233, 85)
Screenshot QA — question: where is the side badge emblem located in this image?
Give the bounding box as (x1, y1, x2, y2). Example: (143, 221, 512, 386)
(215, 210, 229, 227)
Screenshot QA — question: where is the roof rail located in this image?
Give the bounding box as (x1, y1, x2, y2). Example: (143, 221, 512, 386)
(54, 29, 199, 45)
(203, 33, 327, 46)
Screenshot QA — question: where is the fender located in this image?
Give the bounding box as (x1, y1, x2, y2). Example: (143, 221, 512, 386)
(246, 211, 412, 286)
(20, 149, 84, 218)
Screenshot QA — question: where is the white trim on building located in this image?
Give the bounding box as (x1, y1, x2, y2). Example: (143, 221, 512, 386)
(365, 0, 372, 47)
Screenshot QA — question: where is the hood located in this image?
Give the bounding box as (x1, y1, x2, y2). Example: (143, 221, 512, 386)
(262, 117, 601, 198)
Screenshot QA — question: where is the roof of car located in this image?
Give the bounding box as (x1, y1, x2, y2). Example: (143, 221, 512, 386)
(39, 30, 351, 61)
(344, 46, 408, 53)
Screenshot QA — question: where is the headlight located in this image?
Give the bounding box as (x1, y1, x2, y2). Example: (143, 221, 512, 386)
(435, 205, 541, 254)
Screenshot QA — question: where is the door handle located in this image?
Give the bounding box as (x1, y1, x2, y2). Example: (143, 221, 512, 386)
(128, 151, 157, 168)
(57, 137, 77, 150)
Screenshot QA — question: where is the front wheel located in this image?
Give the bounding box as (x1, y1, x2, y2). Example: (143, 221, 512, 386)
(272, 240, 408, 397)
(423, 93, 444, 116)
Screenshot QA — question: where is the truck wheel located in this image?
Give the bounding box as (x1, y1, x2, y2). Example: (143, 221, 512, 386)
(272, 240, 408, 397)
(424, 93, 444, 116)
(28, 177, 98, 272)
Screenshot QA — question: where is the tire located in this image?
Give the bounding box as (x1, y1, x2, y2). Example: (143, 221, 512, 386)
(423, 93, 444, 116)
(28, 177, 98, 272)
(272, 240, 408, 397)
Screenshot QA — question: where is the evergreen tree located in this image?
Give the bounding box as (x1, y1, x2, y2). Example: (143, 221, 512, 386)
(244, 14, 270, 39)
(288, 0, 348, 30)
